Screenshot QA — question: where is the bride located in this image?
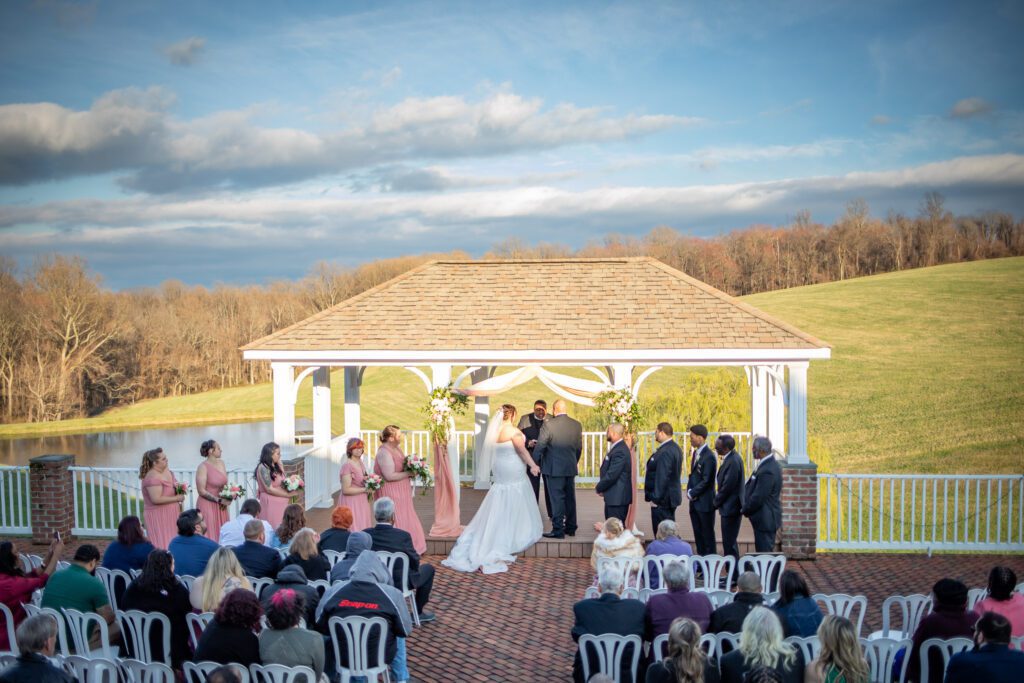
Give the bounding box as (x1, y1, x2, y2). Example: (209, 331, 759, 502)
(442, 404, 543, 574)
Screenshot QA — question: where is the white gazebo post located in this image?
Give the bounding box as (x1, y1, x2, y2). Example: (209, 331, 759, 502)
(343, 366, 363, 441)
(786, 363, 809, 464)
(767, 366, 786, 455)
(748, 366, 768, 438)
(610, 363, 633, 391)
(271, 362, 296, 448)
(430, 363, 459, 502)
(312, 367, 331, 450)
(471, 367, 492, 490)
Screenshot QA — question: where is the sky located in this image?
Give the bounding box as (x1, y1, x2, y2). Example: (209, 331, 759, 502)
(1, 0, 1022, 289)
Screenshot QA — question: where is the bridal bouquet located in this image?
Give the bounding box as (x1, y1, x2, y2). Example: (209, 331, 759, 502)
(219, 482, 246, 501)
(404, 453, 433, 494)
(283, 474, 305, 503)
(364, 473, 383, 501)
(173, 482, 190, 497)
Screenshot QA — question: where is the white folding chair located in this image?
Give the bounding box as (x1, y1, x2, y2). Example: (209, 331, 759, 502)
(185, 612, 214, 651)
(638, 588, 667, 603)
(785, 635, 822, 664)
(129, 569, 141, 578)
(869, 594, 932, 640)
(17, 554, 42, 575)
(812, 593, 868, 637)
(738, 554, 786, 593)
(596, 556, 642, 592)
(966, 588, 987, 612)
(323, 550, 346, 568)
(860, 637, 911, 683)
(94, 567, 132, 615)
(919, 637, 972, 683)
(22, 604, 69, 657)
(309, 579, 332, 600)
(327, 615, 391, 683)
(707, 590, 735, 609)
(61, 607, 118, 659)
(184, 661, 251, 683)
(250, 663, 318, 683)
(117, 610, 171, 665)
(177, 574, 197, 592)
(641, 554, 689, 590)
(120, 658, 175, 683)
(716, 632, 741, 656)
(376, 551, 420, 626)
(247, 576, 275, 600)
(579, 633, 642, 683)
(63, 654, 121, 683)
(0, 603, 17, 655)
(691, 555, 736, 591)
(1012, 635, 1024, 651)
(652, 633, 669, 661)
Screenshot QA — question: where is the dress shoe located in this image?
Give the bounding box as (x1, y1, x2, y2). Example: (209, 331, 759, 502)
(417, 611, 436, 624)
(542, 531, 565, 539)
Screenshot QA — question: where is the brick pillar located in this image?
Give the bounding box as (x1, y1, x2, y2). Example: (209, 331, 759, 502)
(282, 456, 306, 509)
(781, 461, 818, 559)
(29, 454, 75, 545)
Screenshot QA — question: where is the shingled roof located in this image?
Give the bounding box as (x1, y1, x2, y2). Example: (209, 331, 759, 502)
(242, 258, 829, 356)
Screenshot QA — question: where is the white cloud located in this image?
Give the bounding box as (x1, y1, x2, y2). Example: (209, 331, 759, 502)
(164, 37, 207, 66)
(950, 97, 994, 119)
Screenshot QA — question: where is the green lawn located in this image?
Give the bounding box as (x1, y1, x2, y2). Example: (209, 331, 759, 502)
(2, 257, 1022, 475)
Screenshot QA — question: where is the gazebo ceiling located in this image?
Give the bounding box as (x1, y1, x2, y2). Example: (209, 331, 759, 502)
(242, 258, 829, 362)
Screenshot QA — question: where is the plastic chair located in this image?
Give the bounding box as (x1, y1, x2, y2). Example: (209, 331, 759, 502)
(812, 593, 868, 637)
(323, 550, 346, 567)
(250, 663, 318, 683)
(868, 594, 932, 640)
(1011, 635, 1023, 651)
(120, 658, 175, 683)
(762, 591, 780, 607)
(966, 587, 987, 612)
(0, 652, 17, 669)
(785, 635, 821, 664)
(691, 554, 736, 591)
(184, 661, 251, 683)
(177, 574, 197, 592)
(117, 610, 171, 665)
(94, 567, 132, 615)
(919, 637, 972, 683)
(375, 551, 420, 626)
(860, 636, 911, 683)
(17, 554, 42, 575)
(22, 604, 69, 657)
(596, 556, 642, 592)
(738, 554, 786, 593)
(652, 633, 669, 661)
(638, 588, 667, 604)
(716, 632, 740, 656)
(640, 554, 689, 590)
(0, 603, 17, 655)
(583, 586, 600, 600)
(61, 607, 118, 660)
(699, 633, 717, 659)
(620, 587, 640, 601)
(247, 576, 275, 600)
(185, 612, 213, 651)
(327, 615, 391, 683)
(309, 579, 332, 600)
(579, 633, 642, 683)
(707, 590, 735, 609)
(63, 655, 121, 683)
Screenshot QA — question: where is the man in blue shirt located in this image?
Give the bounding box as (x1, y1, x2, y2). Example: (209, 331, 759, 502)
(168, 509, 219, 576)
(945, 611, 1024, 683)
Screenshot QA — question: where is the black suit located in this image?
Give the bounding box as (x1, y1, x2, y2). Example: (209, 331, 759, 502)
(363, 523, 435, 613)
(571, 593, 646, 683)
(231, 540, 282, 579)
(533, 413, 583, 535)
(595, 440, 632, 523)
(517, 412, 550, 508)
(742, 455, 782, 552)
(644, 439, 683, 530)
(687, 443, 717, 555)
(714, 449, 745, 567)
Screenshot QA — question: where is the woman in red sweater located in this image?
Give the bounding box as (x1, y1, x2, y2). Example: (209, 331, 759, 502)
(0, 537, 64, 652)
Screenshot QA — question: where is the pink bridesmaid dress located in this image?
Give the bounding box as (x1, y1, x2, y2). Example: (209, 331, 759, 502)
(339, 459, 373, 532)
(196, 462, 230, 542)
(142, 473, 180, 550)
(257, 465, 289, 529)
(375, 446, 427, 554)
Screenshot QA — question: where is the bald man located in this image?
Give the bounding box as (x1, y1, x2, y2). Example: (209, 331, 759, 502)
(534, 399, 583, 538)
(596, 423, 632, 523)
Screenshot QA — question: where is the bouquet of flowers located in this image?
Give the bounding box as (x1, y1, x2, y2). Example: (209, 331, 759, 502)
(594, 387, 643, 435)
(404, 453, 433, 494)
(423, 384, 470, 443)
(364, 473, 383, 501)
(173, 482, 190, 497)
(283, 475, 305, 492)
(219, 482, 246, 501)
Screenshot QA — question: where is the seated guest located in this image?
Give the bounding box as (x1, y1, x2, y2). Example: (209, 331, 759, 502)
(0, 614, 73, 683)
(219, 499, 275, 547)
(259, 589, 327, 683)
(364, 497, 435, 623)
(120, 549, 192, 669)
(318, 505, 353, 554)
(946, 611, 1024, 682)
(719, 607, 804, 683)
(571, 564, 646, 683)
(0, 537, 63, 653)
(261, 564, 319, 628)
(908, 578, 978, 683)
(330, 531, 373, 584)
(590, 516, 643, 585)
(646, 617, 720, 683)
(207, 666, 243, 683)
(645, 520, 693, 589)
(645, 561, 713, 639)
(804, 615, 868, 683)
(771, 570, 823, 637)
(709, 571, 765, 635)
(101, 515, 156, 573)
(40, 544, 121, 650)
(973, 566, 1024, 637)
(191, 546, 254, 612)
(231, 519, 283, 580)
(282, 528, 331, 582)
(194, 588, 263, 667)
(274, 504, 306, 553)
(168, 509, 219, 577)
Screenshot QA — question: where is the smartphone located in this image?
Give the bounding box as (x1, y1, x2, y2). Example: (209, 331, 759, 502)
(53, 530, 61, 543)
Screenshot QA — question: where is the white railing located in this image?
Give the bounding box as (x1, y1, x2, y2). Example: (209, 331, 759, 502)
(819, 474, 1024, 551)
(70, 466, 256, 537)
(294, 435, 347, 509)
(0, 466, 31, 535)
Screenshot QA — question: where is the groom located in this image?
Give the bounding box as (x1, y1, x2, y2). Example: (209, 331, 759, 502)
(533, 399, 583, 539)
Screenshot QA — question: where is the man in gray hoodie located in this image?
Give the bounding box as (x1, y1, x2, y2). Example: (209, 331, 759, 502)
(329, 531, 375, 584)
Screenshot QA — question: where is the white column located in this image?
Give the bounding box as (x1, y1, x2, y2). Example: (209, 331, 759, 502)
(430, 364, 459, 501)
(343, 366, 362, 439)
(272, 363, 295, 447)
(312, 367, 332, 449)
(786, 363, 809, 464)
(748, 366, 768, 438)
(471, 367, 492, 490)
(767, 367, 786, 456)
(610, 363, 633, 390)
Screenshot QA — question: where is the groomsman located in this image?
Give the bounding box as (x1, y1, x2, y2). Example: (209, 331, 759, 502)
(686, 425, 717, 556)
(713, 434, 744, 571)
(517, 399, 550, 510)
(644, 422, 683, 529)
(742, 436, 783, 552)
(596, 423, 632, 523)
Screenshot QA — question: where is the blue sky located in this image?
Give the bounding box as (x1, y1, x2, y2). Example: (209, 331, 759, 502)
(1, 0, 1022, 288)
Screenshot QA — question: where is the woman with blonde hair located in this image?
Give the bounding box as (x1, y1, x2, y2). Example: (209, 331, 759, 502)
(720, 607, 804, 683)
(282, 528, 331, 582)
(590, 516, 643, 584)
(646, 617, 720, 683)
(805, 615, 868, 683)
(140, 447, 185, 549)
(190, 546, 254, 612)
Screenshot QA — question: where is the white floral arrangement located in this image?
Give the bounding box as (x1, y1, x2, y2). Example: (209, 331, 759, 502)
(422, 384, 470, 443)
(594, 387, 643, 434)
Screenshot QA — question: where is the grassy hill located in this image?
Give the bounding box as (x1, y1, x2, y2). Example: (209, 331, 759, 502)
(2, 257, 1022, 474)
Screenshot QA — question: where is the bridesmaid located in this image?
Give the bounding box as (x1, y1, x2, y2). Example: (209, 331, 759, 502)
(140, 448, 185, 550)
(195, 439, 230, 542)
(255, 441, 290, 529)
(338, 438, 373, 532)
(374, 425, 426, 554)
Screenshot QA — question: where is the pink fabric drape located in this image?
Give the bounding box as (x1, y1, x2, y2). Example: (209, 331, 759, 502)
(429, 440, 463, 537)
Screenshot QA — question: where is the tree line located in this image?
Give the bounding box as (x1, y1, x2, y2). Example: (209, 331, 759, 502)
(0, 193, 1020, 423)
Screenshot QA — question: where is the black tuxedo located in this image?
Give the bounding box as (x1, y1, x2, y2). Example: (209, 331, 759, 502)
(363, 523, 435, 612)
(596, 440, 632, 523)
(517, 412, 550, 507)
(533, 413, 583, 535)
(644, 439, 683, 529)
(571, 593, 646, 683)
(231, 540, 282, 579)
(687, 443, 718, 555)
(742, 456, 782, 552)
(714, 449, 745, 569)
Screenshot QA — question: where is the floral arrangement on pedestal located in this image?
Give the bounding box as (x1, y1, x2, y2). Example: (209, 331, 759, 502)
(423, 384, 470, 443)
(594, 387, 643, 435)
(422, 383, 469, 537)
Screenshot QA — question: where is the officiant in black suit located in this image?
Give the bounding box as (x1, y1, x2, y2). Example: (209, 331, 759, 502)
(533, 399, 583, 538)
(686, 424, 718, 556)
(714, 434, 744, 570)
(742, 436, 782, 552)
(644, 421, 683, 529)
(517, 399, 550, 510)
(596, 423, 632, 523)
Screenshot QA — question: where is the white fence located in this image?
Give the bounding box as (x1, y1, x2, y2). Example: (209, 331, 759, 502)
(0, 466, 31, 535)
(818, 474, 1024, 551)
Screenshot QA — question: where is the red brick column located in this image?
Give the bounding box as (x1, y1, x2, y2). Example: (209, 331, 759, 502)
(29, 454, 75, 545)
(781, 461, 818, 559)
(282, 456, 306, 509)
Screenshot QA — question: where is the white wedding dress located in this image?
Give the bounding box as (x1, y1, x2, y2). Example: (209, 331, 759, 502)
(442, 427, 543, 574)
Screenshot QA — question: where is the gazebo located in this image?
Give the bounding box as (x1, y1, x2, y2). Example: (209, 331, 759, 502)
(242, 257, 830, 556)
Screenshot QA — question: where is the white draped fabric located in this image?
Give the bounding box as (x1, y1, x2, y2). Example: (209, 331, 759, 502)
(457, 364, 610, 406)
